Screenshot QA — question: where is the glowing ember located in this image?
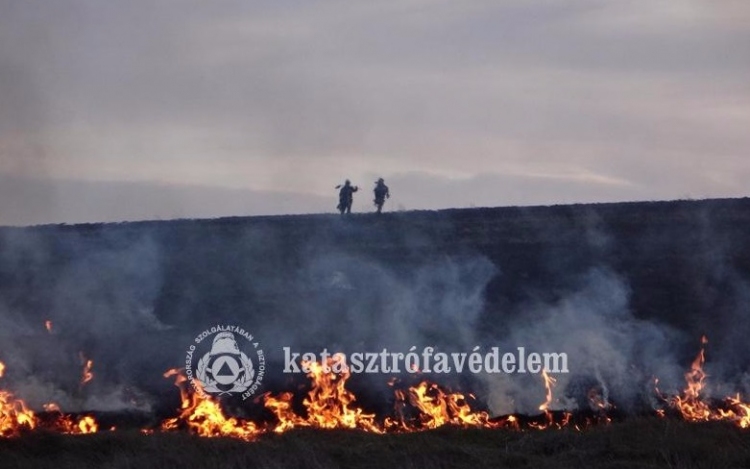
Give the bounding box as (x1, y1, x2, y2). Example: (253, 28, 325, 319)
(77, 416, 98, 434)
(587, 387, 611, 412)
(42, 403, 99, 435)
(43, 403, 61, 412)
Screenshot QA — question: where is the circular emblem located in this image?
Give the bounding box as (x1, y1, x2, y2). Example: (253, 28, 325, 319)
(185, 325, 265, 401)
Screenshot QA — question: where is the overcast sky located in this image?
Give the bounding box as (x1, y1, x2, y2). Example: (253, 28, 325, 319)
(1, 0, 749, 225)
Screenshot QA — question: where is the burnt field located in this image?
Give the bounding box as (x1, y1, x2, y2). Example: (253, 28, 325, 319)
(2, 197, 750, 467)
(2, 420, 750, 469)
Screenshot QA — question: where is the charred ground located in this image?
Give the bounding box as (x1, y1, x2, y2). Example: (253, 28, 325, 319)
(2, 419, 750, 469)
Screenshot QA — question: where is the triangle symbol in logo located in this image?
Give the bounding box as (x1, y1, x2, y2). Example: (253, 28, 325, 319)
(216, 361, 234, 377)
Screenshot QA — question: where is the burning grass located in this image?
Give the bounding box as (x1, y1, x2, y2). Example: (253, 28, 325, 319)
(1, 418, 750, 469)
(2, 335, 750, 469)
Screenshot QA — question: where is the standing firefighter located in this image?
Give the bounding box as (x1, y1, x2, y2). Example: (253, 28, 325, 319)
(373, 178, 390, 214)
(335, 179, 358, 215)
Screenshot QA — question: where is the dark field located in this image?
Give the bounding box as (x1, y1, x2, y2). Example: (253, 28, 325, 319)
(1, 419, 750, 469)
(3, 198, 750, 467)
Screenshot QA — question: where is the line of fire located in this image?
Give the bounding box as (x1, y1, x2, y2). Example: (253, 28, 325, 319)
(2, 330, 749, 440)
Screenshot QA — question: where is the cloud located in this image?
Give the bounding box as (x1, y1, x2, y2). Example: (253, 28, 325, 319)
(0, 0, 748, 222)
(0, 174, 332, 226)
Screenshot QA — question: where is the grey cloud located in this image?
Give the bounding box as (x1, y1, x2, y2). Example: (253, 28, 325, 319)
(0, 175, 332, 226)
(0, 1, 748, 222)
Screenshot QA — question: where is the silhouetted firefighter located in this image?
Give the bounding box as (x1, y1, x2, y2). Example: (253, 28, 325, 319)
(373, 178, 390, 214)
(335, 180, 358, 214)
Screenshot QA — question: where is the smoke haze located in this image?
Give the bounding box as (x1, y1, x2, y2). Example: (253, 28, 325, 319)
(1, 199, 749, 417)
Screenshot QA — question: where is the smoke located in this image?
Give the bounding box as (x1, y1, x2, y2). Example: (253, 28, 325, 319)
(0, 227, 166, 411)
(282, 251, 495, 351)
(0, 202, 749, 417)
(481, 267, 683, 415)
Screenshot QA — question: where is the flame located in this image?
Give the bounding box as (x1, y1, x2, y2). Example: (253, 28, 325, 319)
(720, 394, 750, 429)
(45, 320, 53, 333)
(658, 335, 750, 428)
(264, 354, 380, 432)
(300, 354, 379, 431)
(9, 335, 750, 441)
(1, 390, 36, 437)
(0, 360, 34, 436)
(263, 392, 305, 433)
(43, 403, 61, 412)
(77, 416, 98, 434)
(534, 371, 552, 428)
(529, 370, 564, 429)
(504, 414, 521, 430)
(538, 370, 556, 413)
(79, 353, 94, 386)
(386, 381, 496, 430)
(42, 403, 99, 434)
(160, 368, 261, 440)
(0, 363, 97, 437)
(661, 336, 711, 421)
(162, 355, 523, 439)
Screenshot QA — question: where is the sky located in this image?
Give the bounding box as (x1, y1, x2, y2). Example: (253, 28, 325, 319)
(1, 0, 749, 225)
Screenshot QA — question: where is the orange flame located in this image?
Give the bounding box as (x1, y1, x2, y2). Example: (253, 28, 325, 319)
(160, 368, 261, 440)
(659, 335, 750, 428)
(264, 354, 381, 433)
(0, 363, 97, 437)
(0, 360, 35, 437)
(79, 353, 94, 387)
(529, 370, 570, 429)
(386, 381, 497, 430)
(42, 402, 99, 435)
(663, 335, 711, 421)
(538, 370, 556, 413)
(77, 416, 98, 434)
(1, 390, 36, 437)
(162, 355, 526, 438)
